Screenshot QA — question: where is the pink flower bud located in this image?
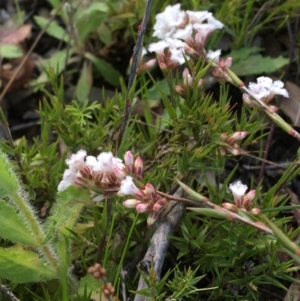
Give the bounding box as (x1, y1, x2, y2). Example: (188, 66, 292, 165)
(198, 78, 204, 88)
(224, 57, 232, 68)
(153, 198, 167, 211)
(222, 202, 238, 212)
(175, 85, 185, 96)
(145, 183, 157, 201)
(242, 189, 256, 209)
(182, 68, 193, 87)
(159, 62, 168, 70)
(136, 203, 151, 213)
(134, 157, 144, 180)
(251, 208, 260, 215)
(229, 131, 248, 141)
(140, 59, 157, 71)
(184, 45, 198, 57)
(195, 32, 205, 46)
(220, 133, 228, 140)
(147, 212, 159, 226)
(268, 105, 278, 113)
(243, 190, 256, 203)
(114, 167, 126, 179)
(124, 151, 134, 173)
(226, 147, 240, 156)
(123, 199, 141, 208)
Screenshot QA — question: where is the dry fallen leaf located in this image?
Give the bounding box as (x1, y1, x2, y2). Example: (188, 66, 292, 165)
(0, 56, 35, 91)
(281, 81, 300, 126)
(1, 24, 32, 45)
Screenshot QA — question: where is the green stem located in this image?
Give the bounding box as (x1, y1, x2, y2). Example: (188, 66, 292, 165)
(113, 213, 139, 289)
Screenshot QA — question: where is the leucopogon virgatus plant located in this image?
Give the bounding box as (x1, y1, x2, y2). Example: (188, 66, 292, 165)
(0, 2, 300, 301)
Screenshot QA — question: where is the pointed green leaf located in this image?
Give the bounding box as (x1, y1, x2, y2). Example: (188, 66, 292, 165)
(0, 200, 40, 246)
(0, 245, 57, 282)
(187, 208, 228, 219)
(0, 148, 19, 196)
(75, 61, 92, 103)
(231, 55, 289, 76)
(34, 16, 70, 42)
(85, 52, 121, 86)
(0, 44, 23, 58)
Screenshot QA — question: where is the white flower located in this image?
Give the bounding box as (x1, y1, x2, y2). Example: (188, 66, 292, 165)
(58, 168, 77, 191)
(173, 24, 193, 40)
(186, 10, 212, 24)
(117, 176, 141, 196)
(206, 49, 221, 62)
(95, 152, 124, 173)
(248, 77, 289, 99)
(229, 181, 248, 200)
(269, 80, 289, 97)
(148, 40, 170, 54)
(90, 191, 105, 202)
(148, 38, 187, 65)
(66, 149, 87, 170)
(153, 4, 186, 39)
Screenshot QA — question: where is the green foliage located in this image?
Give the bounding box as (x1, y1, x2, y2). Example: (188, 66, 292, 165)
(230, 47, 289, 76)
(0, 245, 57, 283)
(0, 200, 40, 246)
(0, 0, 299, 300)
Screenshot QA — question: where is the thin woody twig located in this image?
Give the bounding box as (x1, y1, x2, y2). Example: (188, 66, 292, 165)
(117, 0, 154, 149)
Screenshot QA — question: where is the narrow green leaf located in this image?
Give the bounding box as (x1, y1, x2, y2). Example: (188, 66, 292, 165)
(85, 52, 121, 86)
(0, 200, 40, 246)
(34, 16, 70, 42)
(175, 179, 209, 202)
(187, 208, 228, 219)
(261, 214, 300, 256)
(0, 245, 57, 282)
(0, 44, 23, 58)
(75, 61, 92, 103)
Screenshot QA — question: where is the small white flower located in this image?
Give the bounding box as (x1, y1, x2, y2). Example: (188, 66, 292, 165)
(206, 49, 221, 62)
(148, 40, 170, 54)
(153, 4, 186, 39)
(90, 191, 105, 202)
(229, 181, 248, 200)
(66, 149, 87, 170)
(117, 176, 141, 196)
(58, 168, 77, 191)
(173, 24, 193, 40)
(95, 152, 124, 173)
(270, 80, 289, 97)
(248, 77, 289, 99)
(186, 10, 212, 24)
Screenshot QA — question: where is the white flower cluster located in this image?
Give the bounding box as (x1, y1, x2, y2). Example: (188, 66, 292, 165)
(147, 4, 224, 65)
(58, 150, 127, 201)
(58, 150, 168, 225)
(247, 76, 289, 99)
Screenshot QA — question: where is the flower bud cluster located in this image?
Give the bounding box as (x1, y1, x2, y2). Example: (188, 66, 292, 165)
(175, 67, 204, 97)
(206, 49, 233, 81)
(243, 76, 289, 109)
(223, 180, 259, 215)
(145, 4, 224, 70)
(58, 150, 143, 201)
(118, 177, 168, 226)
(219, 131, 248, 156)
(58, 150, 167, 225)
